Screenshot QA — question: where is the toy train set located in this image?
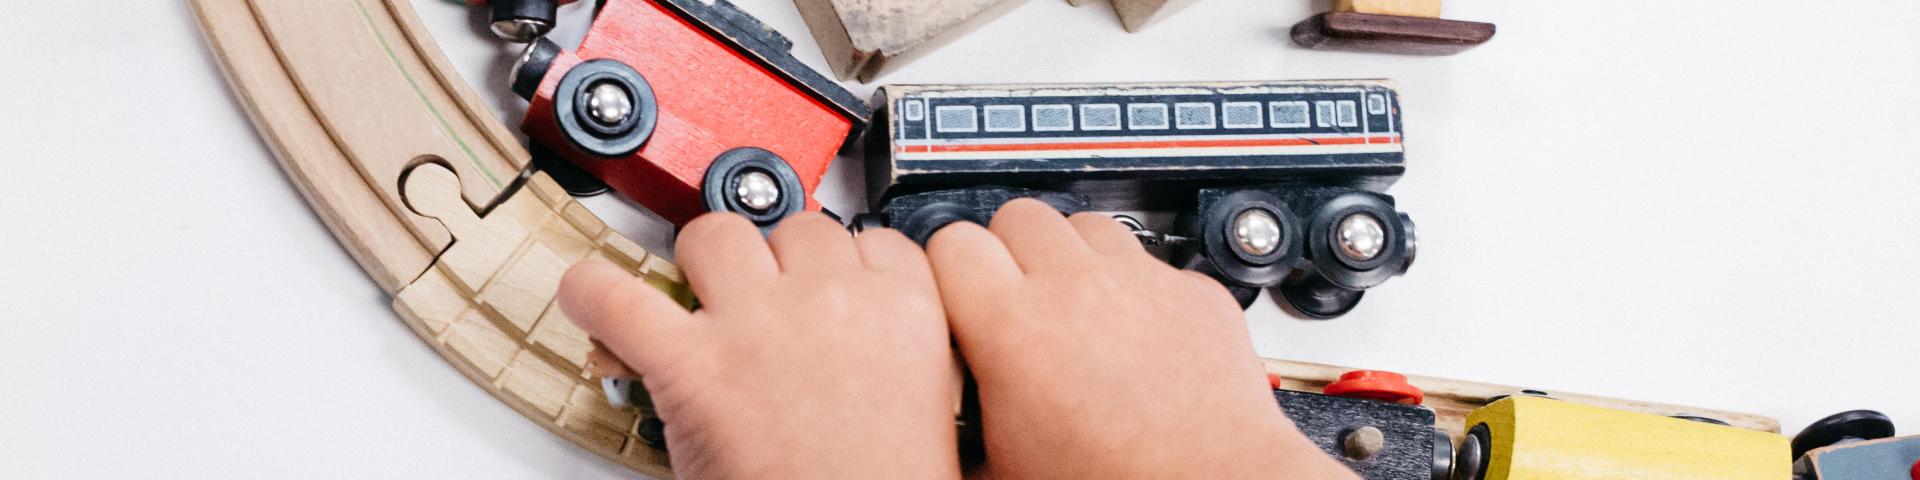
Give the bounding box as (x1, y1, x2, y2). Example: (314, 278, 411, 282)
(495, 0, 1419, 317)
(1268, 370, 1912, 480)
(854, 82, 1416, 316)
(192, 0, 1914, 478)
(508, 0, 870, 229)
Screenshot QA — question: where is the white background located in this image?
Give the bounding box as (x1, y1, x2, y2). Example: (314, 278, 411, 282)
(3, 0, 1917, 477)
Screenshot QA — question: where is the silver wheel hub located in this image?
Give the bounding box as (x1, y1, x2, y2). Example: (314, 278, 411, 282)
(1336, 213, 1386, 261)
(735, 170, 781, 211)
(586, 82, 634, 126)
(1232, 209, 1282, 257)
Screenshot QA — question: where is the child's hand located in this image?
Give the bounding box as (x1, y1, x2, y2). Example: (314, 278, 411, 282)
(558, 213, 961, 479)
(927, 199, 1357, 479)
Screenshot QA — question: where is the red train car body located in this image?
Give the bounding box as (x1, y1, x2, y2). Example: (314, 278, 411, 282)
(516, 0, 869, 227)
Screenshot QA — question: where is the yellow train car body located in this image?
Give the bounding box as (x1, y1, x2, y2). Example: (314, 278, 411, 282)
(1466, 396, 1790, 479)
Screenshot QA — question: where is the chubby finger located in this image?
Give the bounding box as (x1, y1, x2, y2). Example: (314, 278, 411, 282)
(558, 260, 703, 377)
(854, 228, 934, 278)
(988, 198, 1093, 273)
(675, 213, 777, 301)
(766, 212, 860, 274)
(1067, 212, 1148, 258)
(925, 222, 1022, 328)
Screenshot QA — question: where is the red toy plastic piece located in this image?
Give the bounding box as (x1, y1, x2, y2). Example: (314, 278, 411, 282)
(1267, 372, 1284, 390)
(522, 0, 853, 225)
(465, 0, 578, 5)
(1909, 459, 1918, 480)
(1323, 370, 1424, 405)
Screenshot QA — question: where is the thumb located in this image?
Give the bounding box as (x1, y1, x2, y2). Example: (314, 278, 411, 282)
(558, 259, 702, 378)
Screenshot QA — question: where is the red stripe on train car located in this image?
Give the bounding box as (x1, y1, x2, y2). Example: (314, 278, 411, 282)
(899, 136, 1403, 154)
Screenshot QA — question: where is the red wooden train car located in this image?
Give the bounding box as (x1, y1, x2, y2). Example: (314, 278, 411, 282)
(512, 0, 869, 228)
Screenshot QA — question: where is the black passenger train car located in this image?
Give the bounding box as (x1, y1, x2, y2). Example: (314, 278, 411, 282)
(858, 80, 1416, 318)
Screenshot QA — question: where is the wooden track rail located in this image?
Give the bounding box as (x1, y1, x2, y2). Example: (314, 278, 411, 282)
(190, 0, 1776, 477)
(191, 0, 689, 476)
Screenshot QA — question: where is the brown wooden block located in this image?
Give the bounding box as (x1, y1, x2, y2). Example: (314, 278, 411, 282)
(1291, 12, 1494, 55)
(1109, 0, 1203, 32)
(791, 0, 1027, 82)
(1334, 0, 1442, 18)
(1066, 0, 1201, 32)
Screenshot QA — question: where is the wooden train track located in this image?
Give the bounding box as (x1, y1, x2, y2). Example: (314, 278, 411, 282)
(190, 0, 690, 476)
(190, 0, 1777, 477)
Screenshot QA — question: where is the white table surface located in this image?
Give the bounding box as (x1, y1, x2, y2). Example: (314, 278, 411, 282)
(4, 0, 1917, 477)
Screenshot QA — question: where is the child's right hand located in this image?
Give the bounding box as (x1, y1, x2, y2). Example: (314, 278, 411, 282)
(927, 199, 1358, 479)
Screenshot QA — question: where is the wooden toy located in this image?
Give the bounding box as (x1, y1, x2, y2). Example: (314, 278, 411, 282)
(860, 80, 1416, 317)
(190, 0, 692, 475)
(193, 1, 1782, 476)
(1791, 410, 1916, 479)
(513, 0, 871, 229)
(1335, 0, 1442, 18)
(791, 0, 1027, 83)
(1067, 0, 1204, 32)
(1798, 437, 1920, 479)
(1453, 395, 1791, 479)
(1291, 0, 1495, 55)
(1263, 360, 1780, 448)
(1274, 372, 1451, 479)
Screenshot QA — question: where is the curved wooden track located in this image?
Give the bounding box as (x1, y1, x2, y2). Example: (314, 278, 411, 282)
(190, 0, 1776, 476)
(191, 0, 688, 476)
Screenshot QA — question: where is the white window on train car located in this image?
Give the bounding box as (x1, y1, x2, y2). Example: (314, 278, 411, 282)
(1081, 104, 1122, 131)
(1367, 94, 1387, 115)
(1223, 102, 1263, 129)
(903, 99, 926, 122)
(1128, 103, 1169, 130)
(935, 105, 979, 133)
(985, 105, 1027, 132)
(1032, 104, 1074, 132)
(1315, 101, 1337, 128)
(1336, 100, 1359, 127)
(1270, 101, 1310, 128)
(1175, 103, 1217, 130)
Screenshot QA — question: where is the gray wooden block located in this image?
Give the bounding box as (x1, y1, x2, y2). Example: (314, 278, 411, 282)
(1067, 0, 1204, 32)
(791, 0, 1029, 83)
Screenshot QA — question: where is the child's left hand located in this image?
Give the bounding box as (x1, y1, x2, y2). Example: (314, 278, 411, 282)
(558, 212, 961, 479)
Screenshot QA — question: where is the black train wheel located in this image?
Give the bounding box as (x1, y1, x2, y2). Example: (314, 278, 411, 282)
(895, 201, 979, 246)
(1277, 274, 1365, 320)
(1192, 189, 1302, 288)
(1224, 285, 1262, 310)
(530, 144, 609, 197)
(552, 59, 657, 158)
(702, 147, 806, 231)
(1791, 410, 1895, 460)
